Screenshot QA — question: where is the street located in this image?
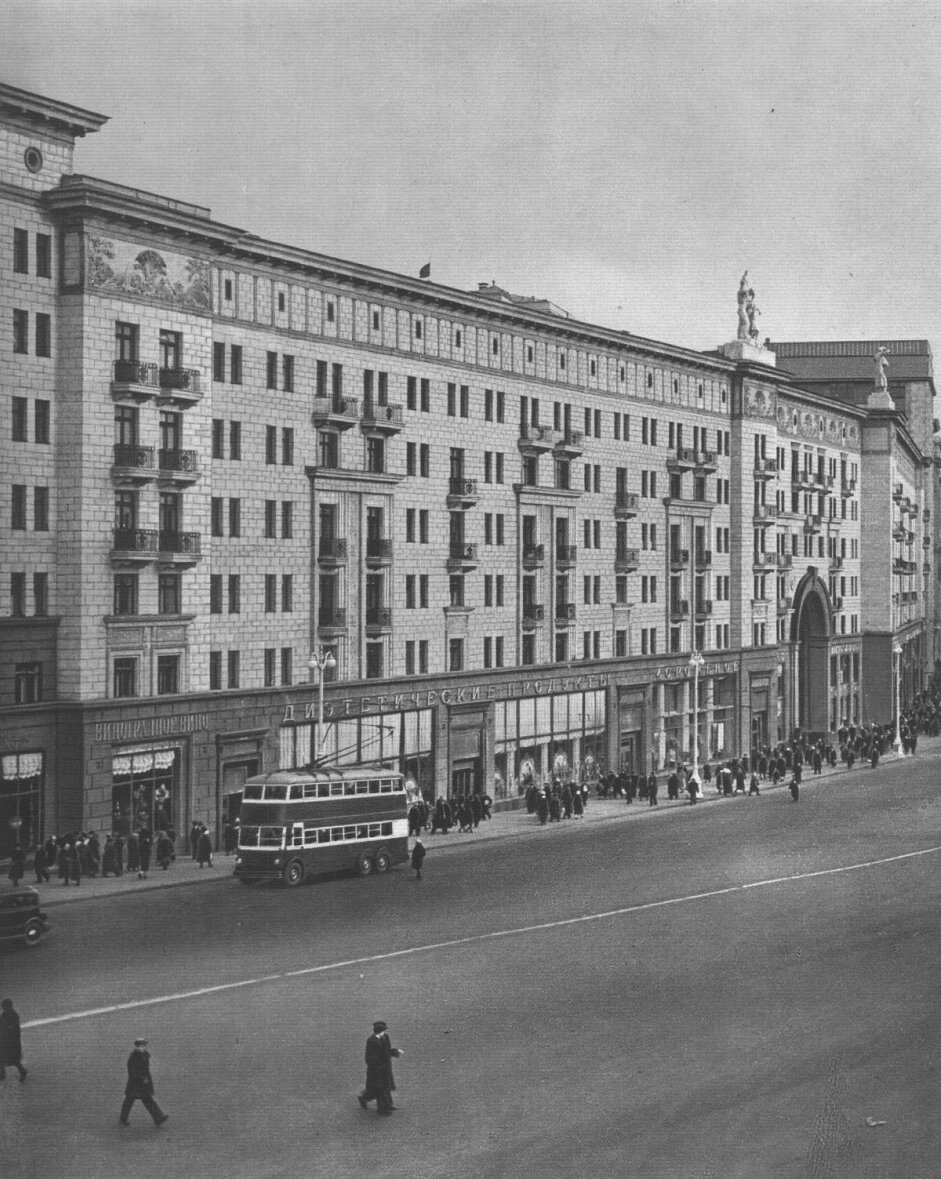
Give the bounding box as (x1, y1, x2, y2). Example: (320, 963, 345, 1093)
(4, 753, 941, 1179)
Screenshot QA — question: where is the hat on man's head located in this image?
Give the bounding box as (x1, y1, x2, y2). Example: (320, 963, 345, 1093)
(372, 1021, 388, 1033)
(134, 1037, 148, 1046)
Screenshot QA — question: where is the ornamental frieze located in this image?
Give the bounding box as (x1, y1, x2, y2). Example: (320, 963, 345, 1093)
(85, 234, 211, 312)
(776, 400, 859, 448)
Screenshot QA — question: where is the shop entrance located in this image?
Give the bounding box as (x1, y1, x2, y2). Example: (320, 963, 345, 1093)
(221, 759, 258, 827)
(451, 761, 480, 797)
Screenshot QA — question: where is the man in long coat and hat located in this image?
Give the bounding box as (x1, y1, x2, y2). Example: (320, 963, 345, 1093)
(358, 1020, 403, 1115)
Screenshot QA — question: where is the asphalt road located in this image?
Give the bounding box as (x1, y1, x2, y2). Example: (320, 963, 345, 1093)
(4, 752, 941, 1179)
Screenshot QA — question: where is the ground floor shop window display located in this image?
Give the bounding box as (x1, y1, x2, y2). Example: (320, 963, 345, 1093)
(493, 688, 606, 797)
(111, 748, 178, 838)
(0, 753, 44, 856)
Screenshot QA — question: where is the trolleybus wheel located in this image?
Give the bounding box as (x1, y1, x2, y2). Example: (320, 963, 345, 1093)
(23, 918, 44, 947)
(355, 849, 373, 876)
(373, 848, 392, 874)
(283, 859, 305, 887)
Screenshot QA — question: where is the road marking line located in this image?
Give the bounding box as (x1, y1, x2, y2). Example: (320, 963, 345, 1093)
(23, 843, 941, 1030)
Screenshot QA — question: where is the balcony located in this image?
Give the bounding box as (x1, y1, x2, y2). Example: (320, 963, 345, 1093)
(614, 492, 640, 519)
(893, 558, 917, 576)
(522, 544, 545, 569)
(111, 444, 156, 486)
(777, 595, 793, 613)
(694, 449, 718, 474)
(694, 599, 713, 618)
(365, 607, 393, 634)
(155, 368, 202, 408)
(521, 604, 545, 630)
(157, 530, 202, 567)
(110, 527, 159, 565)
(754, 456, 778, 479)
(753, 552, 777, 570)
(518, 423, 557, 454)
(447, 543, 479, 571)
(554, 429, 584, 458)
(556, 544, 578, 569)
(312, 395, 359, 429)
(892, 523, 908, 542)
(923, 562, 932, 574)
(777, 552, 793, 569)
(753, 504, 777, 524)
(360, 400, 404, 435)
(614, 547, 639, 573)
(555, 602, 576, 626)
(446, 478, 479, 509)
(694, 549, 713, 569)
(669, 548, 690, 570)
(893, 483, 904, 502)
(803, 515, 822, 534)
(365, 538, 393, 567)
(794, 470, 816, 491)
(903, 497, 917, 517)
(667, 446, 697, 472)
(318, 537, 348, 565)
(157, 448, 199, 487)
(111, 359, 159, 403)
(829, 555, 844, 572)
(318, 607, 347, 634)
(924, 509, 931, 524)
(840, 477, 857, 497)
(669, 599, 690, 621)
(924, 535, 932, 549)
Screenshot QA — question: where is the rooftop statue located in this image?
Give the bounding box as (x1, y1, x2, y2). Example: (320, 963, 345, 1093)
(874, 345, 890, 391)
(737, 272, 750, 341)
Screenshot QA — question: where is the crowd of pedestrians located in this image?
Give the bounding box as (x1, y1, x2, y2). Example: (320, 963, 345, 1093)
(409, 793, 493, 837)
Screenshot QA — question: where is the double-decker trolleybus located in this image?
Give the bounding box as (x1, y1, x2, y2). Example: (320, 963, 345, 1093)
(233, 763, 409, 886)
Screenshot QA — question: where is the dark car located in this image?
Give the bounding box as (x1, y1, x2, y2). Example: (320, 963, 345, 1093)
(0, 886, 49, 947)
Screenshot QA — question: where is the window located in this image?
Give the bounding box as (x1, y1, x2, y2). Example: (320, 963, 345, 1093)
(158, 574, 181, 615)
(405, 575, 416, 609)
(420, 379, 430, 412)
(615, 630, 627, 657)
(405, 509, 415, 543)
(227, 650, 240, 690)
(13, 309, 28, 354)
(13, 228, 28, 273)
(419, 510, 429, 543)
(282, 428, 294, 466)
(210, 575, 223, 614)
(156, 655, 179, 695)
(35, 234, 51, 278)
(212, 419, 225, 458)
(366, 436, 385, 474)
(11, 397, 27, 442)
(266, 425, 278, 464)
(228, 498, 241, 537)
(159, 329, 181, 371)
(418, 640, 428, 673)
(229, 420, 241, 460)
(420, 444, 430, 477)
(449, 638, 464, 672)
(224, 278, 233, 302)
(460, 386, 469, 417)
(113, 658, 137, 698)
(282, 574, 293, 612)
(419, 575, 429, 608)
(485, 389, 493, 421)
(211, 498, 224, 537)
(405, 641, 415, 676)
(230, 344, 242, 384)
(213, 343, 225, 381)
(31, 399, 50, 442)
(407, 376, 417, 410)
(33, 572, 48, 616)
(319, 430, 339, 468)
(281, 647, 293, 685)
(484, 636, 493, 668)
(228, 574, 240, 614)
(10, 572, 26, 616)
(113, 574, 138, 616)
(407, 442, 417, 476)
(447, 383, 456, 416)
(366, 642, 383, 679)
(267, 351, 278, 389)
(281, 501, 293, 539)
(33, 487, 48, 531)
(263, 648, 276, 688)
(265, 574, 277, 613)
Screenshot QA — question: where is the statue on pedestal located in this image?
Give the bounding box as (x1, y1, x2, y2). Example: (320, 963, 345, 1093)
(737, 272, 750, 341)
(874, 346, 890, 391)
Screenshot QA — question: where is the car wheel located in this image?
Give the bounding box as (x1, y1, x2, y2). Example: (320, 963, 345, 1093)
(23, 918, 43, 947)
(283, 860, 305, 887)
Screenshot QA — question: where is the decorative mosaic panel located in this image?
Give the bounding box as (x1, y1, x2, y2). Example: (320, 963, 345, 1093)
(85, 234, 210, 312)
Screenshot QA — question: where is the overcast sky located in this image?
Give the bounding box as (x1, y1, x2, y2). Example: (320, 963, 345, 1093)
(4, 0, 941, 361)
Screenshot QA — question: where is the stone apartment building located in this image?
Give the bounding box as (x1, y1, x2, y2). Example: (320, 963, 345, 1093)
(0, 82, 933, 855)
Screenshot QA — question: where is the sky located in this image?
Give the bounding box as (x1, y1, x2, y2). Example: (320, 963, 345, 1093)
(3, 0, 941, 359)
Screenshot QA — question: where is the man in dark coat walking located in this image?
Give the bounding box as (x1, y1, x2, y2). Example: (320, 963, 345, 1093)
(410, 838, 426, 880)
(358, 1020, 403, 1114)
(0, 998, 27, 1082)
(8, 845, 25, 887)
(119, 1038, 168, 1126)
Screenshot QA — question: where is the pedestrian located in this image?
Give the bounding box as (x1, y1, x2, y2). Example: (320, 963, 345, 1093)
(33, 843, 51, 884)
(687, 775, 699, 804)
(648, 774, 659, 806)
(8, 845, 25, 887)
(119, 1038, 168, 1127)
(358, 1020, 403, 1115)
(0, 998, 27, 1083)
(410, 838, 425, 880)
(789, 776, 800, 802)
(748, 772, 761, 796)
(190, 821, 202, 862)
(196, 827, 213, 868)
(101, 835, 117, 877)
(137, 831, 151, 880)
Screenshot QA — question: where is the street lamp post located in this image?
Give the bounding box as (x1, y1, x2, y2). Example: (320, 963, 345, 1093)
(688, 650, 705, 795)
(308, 648, 337, 757)
(893, 640, 904, 757)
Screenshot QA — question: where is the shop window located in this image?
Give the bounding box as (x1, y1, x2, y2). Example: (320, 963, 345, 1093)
(0, 752, 44, 855)
(111, 749, 177, 838)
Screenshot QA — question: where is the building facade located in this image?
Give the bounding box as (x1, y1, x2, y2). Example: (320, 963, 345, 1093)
(1, 83, 929, 855)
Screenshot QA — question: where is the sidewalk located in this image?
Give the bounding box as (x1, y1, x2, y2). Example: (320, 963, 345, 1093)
(21, 735, 941, 909)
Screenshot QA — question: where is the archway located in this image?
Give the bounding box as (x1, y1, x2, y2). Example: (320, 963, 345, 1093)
(790, 572, 833, 735)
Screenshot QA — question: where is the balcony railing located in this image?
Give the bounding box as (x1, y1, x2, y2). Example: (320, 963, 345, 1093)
(318, 537, 348, 563)
(522, 544, 545, 568)
(312, 395, 360, 428)
(694, 549, 713, 568)
(157, 449, 199, 484)
(840, 477, 857, 496)
(112, 528, 159, 558)
(777, 553, 793, 569)
(554, 429, 584, 456)
(446, 477, 479, 508)
(518, 423, 557, 452)
(753, 504, 776, 523)
(614, 547, 639, 573)
(365, 538, 393, 565)
(365, 607, 393, 631)
(556, 545, 577, 568)
(753, 552, 777, 569)
(614, 492, 640, 518)
(803, 515, 822, 533)
(361, 400, 403, 432)
(694, 600, 713, 617)
(111, 444, 156, 485)
(829, 555, 843, 571)
(754, 456, 778, 477)
(158, 531, 202, 560)
(318, 607, 347, 630)
(554, 602, 576, 624)
(447, 543, 479, 571)
(669, 599, 690, 620)
(521, 604, 545, 629)
(156, 368, 202, 405)
(667, 447, 697, 471)
(669, 548, 690, 569)
(694, 449, 717, 472)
